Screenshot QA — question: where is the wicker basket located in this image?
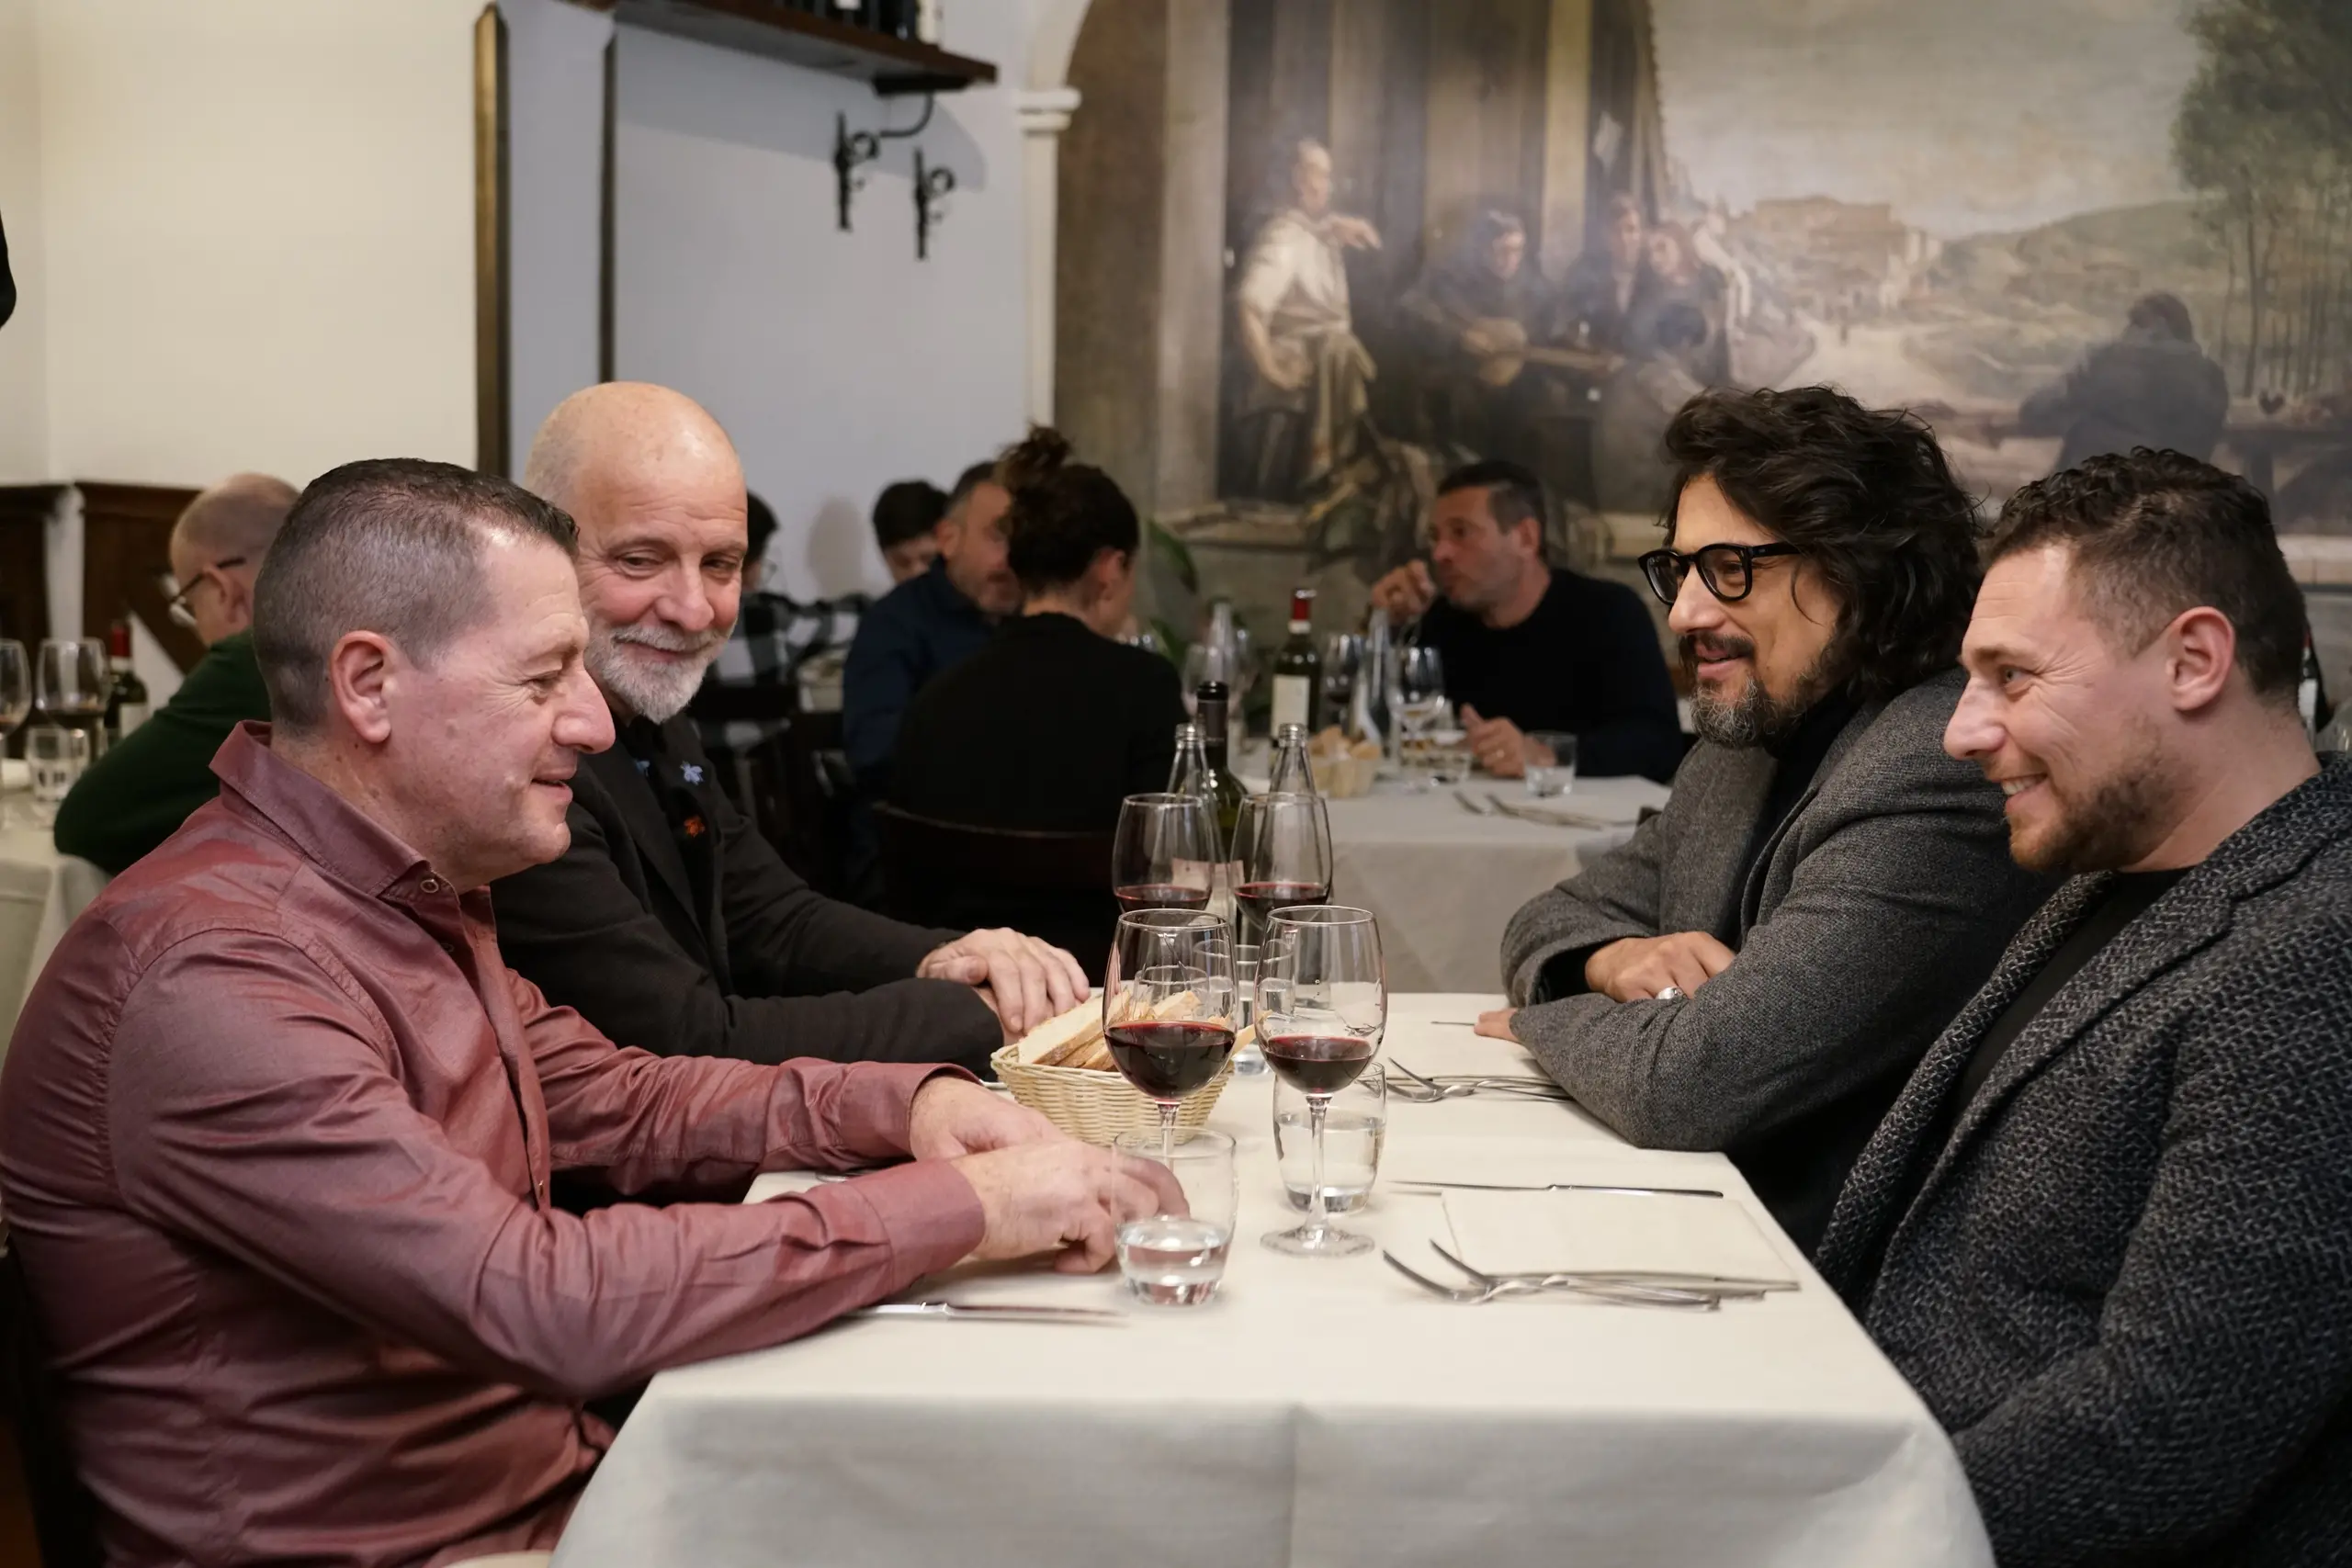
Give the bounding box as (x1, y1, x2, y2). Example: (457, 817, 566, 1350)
(989, 1043, 1235, 1145)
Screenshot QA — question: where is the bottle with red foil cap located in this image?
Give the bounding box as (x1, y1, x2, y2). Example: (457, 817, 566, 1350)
(1270, 586, 1320, 735)
(105, 618, 150, 744)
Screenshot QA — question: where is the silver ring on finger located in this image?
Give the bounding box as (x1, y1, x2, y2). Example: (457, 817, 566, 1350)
(1654, 986, 1685, 1002)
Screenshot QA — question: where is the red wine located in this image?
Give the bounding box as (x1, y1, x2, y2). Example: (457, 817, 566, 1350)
(1235, 880, 1329, 939)
(1262, 1032, 1374, 1096)
(1114, 882, 1211, 913)
(1105, 1019, 1236, 1100)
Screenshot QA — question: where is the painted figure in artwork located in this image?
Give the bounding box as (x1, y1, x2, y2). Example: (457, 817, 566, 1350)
(2018, 291, 2231, 472)
(1232, 138, 1383, 499)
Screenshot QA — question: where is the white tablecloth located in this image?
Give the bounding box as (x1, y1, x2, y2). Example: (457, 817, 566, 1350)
(0, 820, 109, 1057)
(1326, 777, 1669, 992)
(553, 995, 1988, 1568)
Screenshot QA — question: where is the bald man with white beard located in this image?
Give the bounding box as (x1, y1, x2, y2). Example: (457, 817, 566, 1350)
(492, 384, 1086, 1080)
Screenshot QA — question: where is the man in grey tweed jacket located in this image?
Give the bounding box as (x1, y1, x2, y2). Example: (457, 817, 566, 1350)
(1490, 388, 2052, 1252)
(1820, 451, 2351, 1564)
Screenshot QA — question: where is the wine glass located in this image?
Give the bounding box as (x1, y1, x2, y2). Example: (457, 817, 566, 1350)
(36, 638, 110, 756)
(0, 641, 30, 827)
(1113, 794, 1216, 915)
(1387, 646, 1448, 790)
(1104, 909, 1238, 1160)
(1231, 790, 1332, 949)
(1321, 632, 1363, 718)
(1256, 905, 1385, 1258)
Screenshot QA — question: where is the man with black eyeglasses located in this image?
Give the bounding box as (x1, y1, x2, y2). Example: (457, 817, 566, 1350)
(54, 473, 297, 874)
(1481, 387, 2052, 1254)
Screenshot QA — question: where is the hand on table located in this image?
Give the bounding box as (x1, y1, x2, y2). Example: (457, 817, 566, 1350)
(952, 1142, 1185, 1273)
(907, 1076, 1062, 1160)
(1585, 932, 1736, 1003)
(919, 928, 1088, 1036)
(1370, 560, 1438, 620)
(1461, 705, 1540, 780)
(1475, 1007, 1519, 1043)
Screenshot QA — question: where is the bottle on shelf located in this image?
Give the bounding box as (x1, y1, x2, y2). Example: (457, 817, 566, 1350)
(1270, 587, 1320, 736)
(105, 619, 150, 746)
(1267, 722, 1317, 795)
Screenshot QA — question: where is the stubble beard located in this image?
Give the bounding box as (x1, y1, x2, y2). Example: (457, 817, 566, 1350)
(2009, 719, 2177, 876)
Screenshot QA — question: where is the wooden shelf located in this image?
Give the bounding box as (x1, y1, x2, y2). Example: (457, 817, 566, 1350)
(612, 0, 997, 95)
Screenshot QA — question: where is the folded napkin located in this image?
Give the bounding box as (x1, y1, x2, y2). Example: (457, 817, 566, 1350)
(1385, 1035, 1546, 1081)
(1443, 1188, 1795, 1284)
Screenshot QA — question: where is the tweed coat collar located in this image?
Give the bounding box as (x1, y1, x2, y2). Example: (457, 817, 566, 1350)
(1823, 753, 2352, 1301)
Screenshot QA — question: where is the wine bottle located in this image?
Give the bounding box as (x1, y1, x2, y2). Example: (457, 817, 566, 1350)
(1270, 587, 1319, 735)
(1268, 722, 1317, 795)
(105, 619, 150, 744)
(1192, 682, 1247, 854)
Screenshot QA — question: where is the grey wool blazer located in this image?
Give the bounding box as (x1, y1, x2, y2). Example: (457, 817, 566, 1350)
(1817, 759, 2352, 1568)
(1498, 668, 2054, 1253)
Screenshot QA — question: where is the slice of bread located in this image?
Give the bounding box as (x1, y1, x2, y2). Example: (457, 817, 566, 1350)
(1016, 998, 1105, 1066)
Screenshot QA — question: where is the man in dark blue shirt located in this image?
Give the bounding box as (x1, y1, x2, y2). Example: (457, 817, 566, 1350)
(1370, 459, 1686, 783)
(842, 459, 1017, 798)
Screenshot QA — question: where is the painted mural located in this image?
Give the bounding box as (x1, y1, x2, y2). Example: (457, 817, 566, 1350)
(1055, 0, 2352, 660)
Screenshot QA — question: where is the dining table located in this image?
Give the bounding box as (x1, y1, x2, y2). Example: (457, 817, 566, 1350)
(0, 808, 109, 1057)
(550, 993, 1990, 1568)
(1314, 773, 1670, 993)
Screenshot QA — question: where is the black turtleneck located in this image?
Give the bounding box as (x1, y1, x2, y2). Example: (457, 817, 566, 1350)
(1730, 686, 1862, 908)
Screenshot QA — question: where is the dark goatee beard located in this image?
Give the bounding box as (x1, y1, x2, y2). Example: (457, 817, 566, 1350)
(1682, 637, 1839, 750)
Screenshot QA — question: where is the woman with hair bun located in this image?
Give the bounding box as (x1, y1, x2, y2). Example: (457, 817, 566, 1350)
(888, 428, 1187, 973)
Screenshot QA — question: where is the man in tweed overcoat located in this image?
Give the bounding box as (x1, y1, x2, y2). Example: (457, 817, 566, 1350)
(1821, 451, 2350, 1564)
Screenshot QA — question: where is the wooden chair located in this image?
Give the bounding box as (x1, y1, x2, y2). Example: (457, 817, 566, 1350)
(0, 1230, 100, 1568)
(869, 806, 1117, 983)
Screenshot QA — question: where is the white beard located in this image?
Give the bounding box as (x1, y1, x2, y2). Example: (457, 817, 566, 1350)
(588, 621, 725, 723)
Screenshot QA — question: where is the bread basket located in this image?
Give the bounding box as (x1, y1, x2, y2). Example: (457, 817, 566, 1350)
(989, 1043, 1235, 1145)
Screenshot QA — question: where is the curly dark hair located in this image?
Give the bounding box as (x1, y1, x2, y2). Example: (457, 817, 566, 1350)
(1662, 386, 1984, 701)
(993, 425, 1140, 595)
(1990, 447, 2302, 705)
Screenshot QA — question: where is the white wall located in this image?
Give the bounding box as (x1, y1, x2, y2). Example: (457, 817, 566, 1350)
(26, 0, 481, 488)
(0, 0, 50, 484)
(613, 9, 1037, 600)
(503, 0, 612, 466)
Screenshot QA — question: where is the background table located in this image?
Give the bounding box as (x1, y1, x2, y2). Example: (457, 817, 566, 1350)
(1323, 775, 1668, 992)
(0, 818, 108, 1057)
(553, 995, 1989, 1568)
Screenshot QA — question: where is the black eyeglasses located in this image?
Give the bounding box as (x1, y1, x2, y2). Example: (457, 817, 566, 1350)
(163, 556, 248, 629)
(1637, 542, 1800, 606)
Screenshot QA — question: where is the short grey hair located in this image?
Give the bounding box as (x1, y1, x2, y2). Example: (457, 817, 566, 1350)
(175, 473, 300, 564)
(254, 458, 578, 735)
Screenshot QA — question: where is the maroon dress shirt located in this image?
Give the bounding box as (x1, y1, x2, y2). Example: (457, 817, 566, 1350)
(0, 724, 985, 1568)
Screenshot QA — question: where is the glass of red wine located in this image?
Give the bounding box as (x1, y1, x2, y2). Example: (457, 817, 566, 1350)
(1231, 790, 1332, 950)
(1104, 909, 1238, 1160)
(1255, 905, 1385, 1258)
(1112, 793, 1217, 917)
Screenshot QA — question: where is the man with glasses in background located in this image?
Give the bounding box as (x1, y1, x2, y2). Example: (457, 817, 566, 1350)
(1482, 388, 2052, 1254)
(54, 473, 296, 873)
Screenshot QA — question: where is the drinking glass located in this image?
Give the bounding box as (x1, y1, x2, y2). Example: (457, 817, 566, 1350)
(26, 725, 89, 823)
(0, 640, 29, 826)
(1525, 732, 1579, 796)
(1104, 909, 1238, 1160)
(1273, 1062, 1385, 1213)
(1231, 790, 1332, 949)
(1320, 632, 1363, 718)
(1256, 905, 1385, 1258)
(1113, 1129, 1238, 1306)
(36, 638, 110, 758)
(1112, 794, 1217, 917)
(1388, 646, 1447, 791)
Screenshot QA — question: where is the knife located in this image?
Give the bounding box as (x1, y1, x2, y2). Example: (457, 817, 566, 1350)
(1388, 1179, 1726, 1199)
(855, 1301, 1127, 1325)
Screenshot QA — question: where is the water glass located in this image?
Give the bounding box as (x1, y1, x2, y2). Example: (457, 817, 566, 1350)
(27, 724, 89, 820)
(1387, 646, 1447, 791)
(1114, 1128, 1238, 1307)
(1525, 731, 1579, 796)
(1233, 942, 1267, 1076)
(1274, 1062, 1385, 1213)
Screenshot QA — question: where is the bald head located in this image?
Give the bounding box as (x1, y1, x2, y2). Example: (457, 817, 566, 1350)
(169, 473, 299, 646)
(523, 382, 751, 722)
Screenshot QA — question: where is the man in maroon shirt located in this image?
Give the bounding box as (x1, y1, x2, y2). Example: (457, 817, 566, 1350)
(0, 458, 1168, 1568)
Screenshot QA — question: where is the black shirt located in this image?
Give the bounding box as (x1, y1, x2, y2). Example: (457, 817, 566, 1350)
(1419, 568, 1686, 783)
(1732, 687, 1862, 907)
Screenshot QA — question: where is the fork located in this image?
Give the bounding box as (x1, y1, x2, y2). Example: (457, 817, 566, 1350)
(1387, 1060, 1567, 1102)
(1427, 1241, 1738, 1306)
(1486, 792, 1616, 831)
(1382, 1249, 1716, 1309)
(1453, 788, 1495, 817)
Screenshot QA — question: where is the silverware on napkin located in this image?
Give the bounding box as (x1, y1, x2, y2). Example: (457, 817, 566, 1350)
(1386, 1179, 1726, 1199)
(1485, 791, 1621, 830)
(855, 1302, 1126, 1325)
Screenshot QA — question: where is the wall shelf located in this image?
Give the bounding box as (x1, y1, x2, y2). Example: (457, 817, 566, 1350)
(611, 0, 997, 95)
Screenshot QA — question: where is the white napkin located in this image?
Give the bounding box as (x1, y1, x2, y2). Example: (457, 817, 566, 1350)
(1385, 1035, 1545, 1081)
(1443, 1188, 1794, 1283)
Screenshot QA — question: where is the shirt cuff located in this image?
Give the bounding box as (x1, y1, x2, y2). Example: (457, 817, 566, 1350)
(817, 1158, 988, 1282)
